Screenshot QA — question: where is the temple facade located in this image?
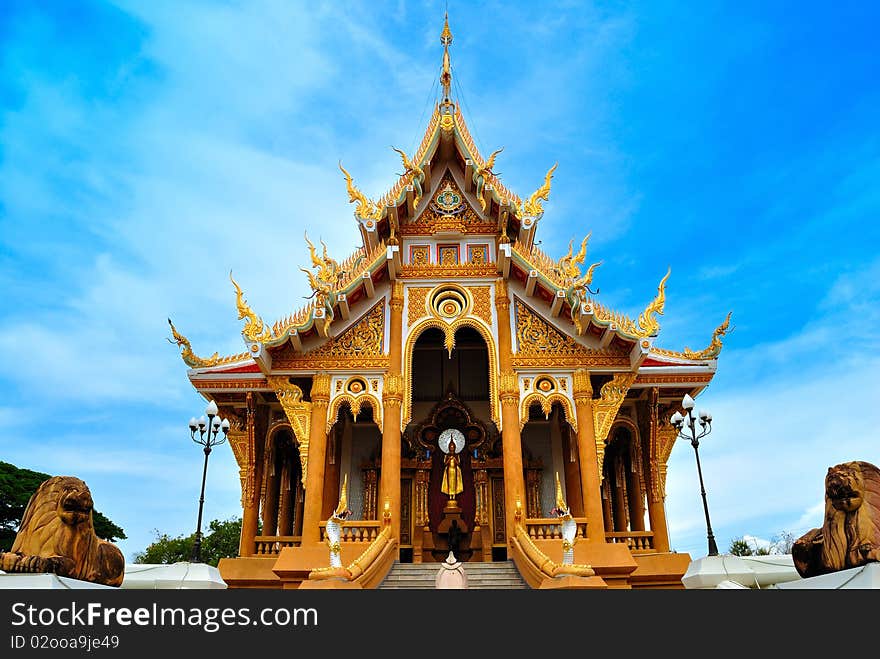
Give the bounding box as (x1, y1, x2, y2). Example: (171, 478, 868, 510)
(171, 16, 729, 589)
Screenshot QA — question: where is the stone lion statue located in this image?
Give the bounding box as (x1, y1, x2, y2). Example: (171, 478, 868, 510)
(792, 461, 880, 578)
(0, 476, 125, 587)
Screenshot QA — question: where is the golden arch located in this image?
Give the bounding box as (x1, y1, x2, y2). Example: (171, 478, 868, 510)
(609, 415, 640, 444)
(402, 316, 499, 428)
(328, 393, 384, 433)
(520, 392, 577, 434)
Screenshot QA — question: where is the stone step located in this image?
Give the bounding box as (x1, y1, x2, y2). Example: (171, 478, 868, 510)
(378, 560, 529, 589)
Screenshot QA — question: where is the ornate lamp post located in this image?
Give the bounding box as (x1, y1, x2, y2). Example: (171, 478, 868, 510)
(670, 394, 718, 557)
(188, 400, 229, 563)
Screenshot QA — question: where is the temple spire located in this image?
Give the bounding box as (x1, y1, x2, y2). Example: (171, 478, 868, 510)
(440, 12, 453, 105)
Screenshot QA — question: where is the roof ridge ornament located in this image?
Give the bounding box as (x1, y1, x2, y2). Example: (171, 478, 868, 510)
(475, 146, 503, 211)
(440, 12, 453, 105)
(391, 146, 425, 209)
(683, 311, 733, 359)
(522, 162, 558, 217)
(167, 318, 221, 368)
(339, 161, 380, 220)
(230, 271, 271, 343)
(636, 268, 671, 338)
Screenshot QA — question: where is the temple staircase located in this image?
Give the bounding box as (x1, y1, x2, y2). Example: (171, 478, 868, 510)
(378, 560, 529, 589)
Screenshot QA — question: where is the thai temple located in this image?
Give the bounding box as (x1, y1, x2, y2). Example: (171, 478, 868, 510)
(169, 15, 730, 589)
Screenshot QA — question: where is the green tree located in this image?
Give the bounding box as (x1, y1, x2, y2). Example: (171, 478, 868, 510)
(729, 537, 754, 556)
(0, 461, 126, 551)
(133, 517, 242, 567)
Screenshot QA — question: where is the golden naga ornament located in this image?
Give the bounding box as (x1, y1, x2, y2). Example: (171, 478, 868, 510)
(522, 162, 558, 217)
(474, 147, 503, 211)
(339, 161, 380, 220)
(683, 311, 732, 359)
(391, 146, 425, 209)
(230, 272, 271, 343)
(167, 318, 220, 368)
(635, 268, 671, 338)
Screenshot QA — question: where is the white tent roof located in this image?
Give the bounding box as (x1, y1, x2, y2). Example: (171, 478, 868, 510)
(682, 554, 802, 589)
(121, 562, 227, 589)
(768, 563, 880, 589)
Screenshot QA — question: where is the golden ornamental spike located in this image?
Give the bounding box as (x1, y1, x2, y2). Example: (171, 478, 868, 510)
(334, 474, 349, 517)
(555, 472, 567, 512)
(523, 162, 558, 217)
(683, 311, 733, 359)
(230, 271, 270, 343)
(338, 161, 379, 220)
(440, 12, 453, 102)
(636, 268, 671, 338)
(167, 318, 221, 368)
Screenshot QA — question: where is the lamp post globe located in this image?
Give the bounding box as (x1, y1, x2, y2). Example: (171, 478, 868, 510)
(189, 399, 229, 563)
(672, 393, 719, 557)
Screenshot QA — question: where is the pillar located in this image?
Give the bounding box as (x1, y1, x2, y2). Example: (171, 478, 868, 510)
(278, 457, 293, 536)
(573, 369, 607, 542)
(380, 281, 405, 542)
(238, 392, 263, 557)
(613, 457, 628, 531)
(646, 388, 671, 552)
(300, 371, 331, 545)
(626, 441, 646, 532)
(261, 447, 279, 537)
(562, 424, 584, 518)
(495, 278, 526, 542)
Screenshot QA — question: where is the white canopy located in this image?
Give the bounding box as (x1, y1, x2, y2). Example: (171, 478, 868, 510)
(121, 562, 227, 589)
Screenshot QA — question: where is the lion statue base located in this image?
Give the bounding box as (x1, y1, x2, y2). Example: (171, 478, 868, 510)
(792, 460, 880, 579)
(0, 476, 125, 587)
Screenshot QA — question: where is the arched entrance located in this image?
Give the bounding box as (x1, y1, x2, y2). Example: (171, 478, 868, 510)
(323, 401, 382, 522)
(403, 325, 501, 561)
(260, 425, 303, 539)
(601, 422, 647, 534)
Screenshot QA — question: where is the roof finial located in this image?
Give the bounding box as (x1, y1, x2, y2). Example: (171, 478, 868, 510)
(440, 12, 453, 105)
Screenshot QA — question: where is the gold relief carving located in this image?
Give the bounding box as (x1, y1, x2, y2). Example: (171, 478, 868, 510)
(467, 286, 492, 325)
(523, 378, 531, 390)
(403, 318, 499, 427)
(516, 300, 587, 356)
(311, 372, 332, 403)
(469, 245, 487, 264)
(410, 246, 430, 265)
(520, 392, 577, 434)
(398, 263, 498, 279)
(634, 374, 713, 385)
(559, 379, 567, 391)
(306, 301, 385, 359)
(389, 281, 405, 312)
(407, 287, 431, 326)
(383, 372, 404, 399)
(230, 273, 271, 343)
(655, 407, 680, 500)
(167, 319, 250, 368)
(335, 380, 343, 392)
(494, 278, 508, 301)
(438, 245, 459, 265)
(329, 393, 383, 432)
(499, 371, 519, 407)
(592, 373, 638, 483)
(370, 379, 379, 392)
(192, 379, 269, 390)
(572, 368, 593, 398)
(267, 377, 312, 487)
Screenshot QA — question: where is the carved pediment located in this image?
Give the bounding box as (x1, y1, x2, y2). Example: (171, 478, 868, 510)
(402, 172, 496, 235)
(513, 299, 630, 367)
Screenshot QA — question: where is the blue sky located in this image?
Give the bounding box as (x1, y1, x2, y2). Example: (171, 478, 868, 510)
(1, 0, 878, 561)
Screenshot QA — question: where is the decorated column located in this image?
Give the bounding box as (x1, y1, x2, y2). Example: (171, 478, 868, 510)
(572, 369, 606, 542)
(300, 372, 331, 545)
(496, 279, 526, 542)
(380, 282, 405, 542)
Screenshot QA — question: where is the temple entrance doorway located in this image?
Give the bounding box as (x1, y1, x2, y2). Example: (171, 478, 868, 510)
(259, 426, 303, 548)
(403, 325, 502, 562)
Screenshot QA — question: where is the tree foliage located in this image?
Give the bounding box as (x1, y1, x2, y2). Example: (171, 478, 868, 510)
(0, 461, 126, 551)
(728, 531, 797, 556)
(133, 517, 241, 567)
